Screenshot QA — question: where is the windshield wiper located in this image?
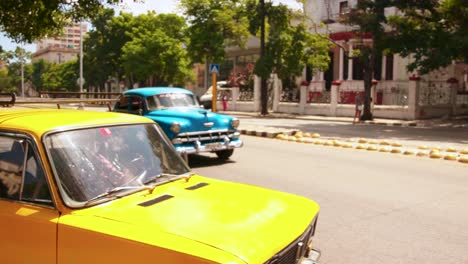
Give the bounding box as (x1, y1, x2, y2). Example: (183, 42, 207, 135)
(143, 172, 194, 185)
(84, 186, 148, 206)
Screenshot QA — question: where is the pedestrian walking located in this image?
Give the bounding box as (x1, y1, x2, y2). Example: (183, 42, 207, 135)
(354, 94, 363, 124)
(221, 91, 228, 111)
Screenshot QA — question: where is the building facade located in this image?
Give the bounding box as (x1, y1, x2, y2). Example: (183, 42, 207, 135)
(32, 23, 87, 64)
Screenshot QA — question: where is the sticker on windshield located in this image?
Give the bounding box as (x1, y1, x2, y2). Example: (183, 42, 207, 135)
(99, 128, 112, 136)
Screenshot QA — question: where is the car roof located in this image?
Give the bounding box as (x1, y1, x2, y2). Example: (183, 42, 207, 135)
(123, 87, 193, 97)
(0, 109, 152, 137)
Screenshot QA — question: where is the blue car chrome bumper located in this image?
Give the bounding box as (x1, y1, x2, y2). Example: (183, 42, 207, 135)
(174, 138, 243, 154)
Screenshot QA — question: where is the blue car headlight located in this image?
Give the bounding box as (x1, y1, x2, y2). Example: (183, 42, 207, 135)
(170, 122, 181, 134)
(231, 118, 240, 129)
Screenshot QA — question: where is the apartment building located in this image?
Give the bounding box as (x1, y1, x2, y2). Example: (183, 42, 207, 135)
(32, 23, 87, 64)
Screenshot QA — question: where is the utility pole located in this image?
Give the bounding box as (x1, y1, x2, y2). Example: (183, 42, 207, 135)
(79, 21, 84, 98)
(20, 47, 24, 97)
(260, 0, 268, 115)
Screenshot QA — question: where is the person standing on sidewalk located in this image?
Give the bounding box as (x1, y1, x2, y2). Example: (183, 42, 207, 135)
(354, 94, 363, 124)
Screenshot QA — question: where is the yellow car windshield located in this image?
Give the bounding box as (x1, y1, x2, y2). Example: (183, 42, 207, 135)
(44, 124, 190, 207)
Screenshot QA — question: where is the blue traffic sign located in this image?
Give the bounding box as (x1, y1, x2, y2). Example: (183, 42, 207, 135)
(209, 64, 220, 74)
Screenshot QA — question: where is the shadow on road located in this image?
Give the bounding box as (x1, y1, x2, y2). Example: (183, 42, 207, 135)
(187, 154, 236, 169)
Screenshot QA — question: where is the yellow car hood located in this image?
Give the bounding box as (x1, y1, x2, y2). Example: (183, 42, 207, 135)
(74, 176, 320, 263)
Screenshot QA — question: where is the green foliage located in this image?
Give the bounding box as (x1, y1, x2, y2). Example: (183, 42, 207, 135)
(386, 0, 467, 74)
(246, 1, 331, 81)
(121, 12, 192, 86)
(42, 59, 79, 91)
(0, 0, 122, 43)
(180, 0, 250, 64)
(84, 10, 192, 88)
(31, 59, 53, 91)
(341, 0, 390, 120)
(0, 68, 14, 92)
(84, 9, 132, 88)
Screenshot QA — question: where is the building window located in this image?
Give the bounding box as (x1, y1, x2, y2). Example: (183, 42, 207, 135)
(385, 54, 394, 80)
(339, 1, 349, 15)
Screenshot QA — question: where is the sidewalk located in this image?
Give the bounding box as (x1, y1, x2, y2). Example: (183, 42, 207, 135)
(222, 110, 468, 137)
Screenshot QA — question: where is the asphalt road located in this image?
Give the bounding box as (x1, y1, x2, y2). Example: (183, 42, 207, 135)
(237, 116, 468, 150)
(189, 136, 468, 264)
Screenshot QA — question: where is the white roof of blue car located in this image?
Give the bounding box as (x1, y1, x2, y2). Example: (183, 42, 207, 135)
(123, 87, 193, 97)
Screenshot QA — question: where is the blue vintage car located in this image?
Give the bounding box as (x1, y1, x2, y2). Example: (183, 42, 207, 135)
(113, 87, 243, 160)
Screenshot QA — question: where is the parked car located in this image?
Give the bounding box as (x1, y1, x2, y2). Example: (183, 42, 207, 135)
(199, 81, 230, 110)
(113, 87, 242, 160)
(0, 109, 321, 264)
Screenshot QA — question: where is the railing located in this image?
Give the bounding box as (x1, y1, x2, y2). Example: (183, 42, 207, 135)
(14, 98, 119, 111)
(39, 91, 122, 99)
(0, 93, 16, 107)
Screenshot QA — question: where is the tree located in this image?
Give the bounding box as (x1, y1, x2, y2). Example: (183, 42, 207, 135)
(0, 0, 131, 43)
(83, 8, 133, 91)
(247, 0, 331, 114)
(31, 59, 53, 91)
(1, 47, 32, 95)
(0, 68, 14, 93)
(121, 12, 192, 86)
(42, 59, 79, 91)
(386, 0, 467, 74)
(341, 0, 389, 120)
(180, 0, 250, 65)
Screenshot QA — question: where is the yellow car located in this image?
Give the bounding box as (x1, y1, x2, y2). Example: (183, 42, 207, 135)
(0, 109, 320, 264)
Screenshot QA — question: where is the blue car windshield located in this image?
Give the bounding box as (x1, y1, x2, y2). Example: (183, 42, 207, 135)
(149, 93, 198, 110)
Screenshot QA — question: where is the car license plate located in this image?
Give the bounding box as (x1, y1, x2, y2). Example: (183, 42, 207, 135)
(205, 143, 221, 150)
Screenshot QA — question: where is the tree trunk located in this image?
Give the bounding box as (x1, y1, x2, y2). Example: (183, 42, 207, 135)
(361, 53, 374, 121)
(260, 0, 268, 115)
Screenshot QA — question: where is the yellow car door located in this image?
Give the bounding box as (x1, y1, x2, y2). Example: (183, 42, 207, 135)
(0, 136, 59, 264)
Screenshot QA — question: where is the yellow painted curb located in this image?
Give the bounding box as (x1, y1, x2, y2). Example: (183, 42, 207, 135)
(429, 151, 443, 159)
(314, 140, 324, 145)
(332, 140, 343, 147)
(379, 140, 391, 146)
(356, 144, 367, 150)
(459, 155, 468, 163)
(358, 138, 368, 143)
(403, 150, 415, 155)
(445, 147, 457, 153)
(276, 134, 286, 140)
(379, 147, 392, 152)
(417, 151, 428, 157)
(311, 133, 321, 138)
(444, 154, 458, 161)
(367, 145, 378, 151)
(391, 148, 402, 154)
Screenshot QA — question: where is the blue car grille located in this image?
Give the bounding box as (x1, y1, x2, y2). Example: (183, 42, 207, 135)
(174, 129, 238, 143)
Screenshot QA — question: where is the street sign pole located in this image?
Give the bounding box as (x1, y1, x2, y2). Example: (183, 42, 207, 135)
(209, 63, 220, 112)
(211, 72, 217, 112)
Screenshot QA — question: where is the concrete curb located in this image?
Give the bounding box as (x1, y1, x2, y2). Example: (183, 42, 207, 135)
(239, 127, 468, 164)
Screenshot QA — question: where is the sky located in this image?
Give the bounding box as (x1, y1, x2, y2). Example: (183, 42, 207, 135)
(0, 0, 302, 53)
